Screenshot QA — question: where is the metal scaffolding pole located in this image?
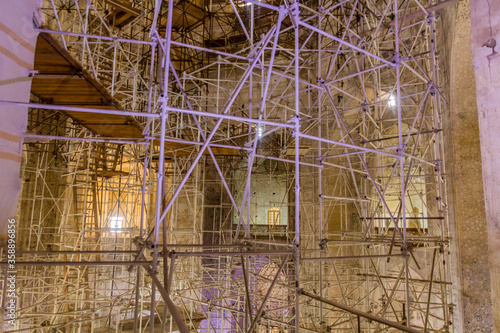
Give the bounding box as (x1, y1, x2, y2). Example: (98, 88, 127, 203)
(2, 0, 456, 331)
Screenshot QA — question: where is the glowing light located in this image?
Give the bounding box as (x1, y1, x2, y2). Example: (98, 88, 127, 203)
(257, 126, 264, 138)
(110, 216, 123, 231)
(388, 95, 396, 107)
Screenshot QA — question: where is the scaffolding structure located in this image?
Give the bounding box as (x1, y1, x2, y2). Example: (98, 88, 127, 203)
(1, 0, 456, 332)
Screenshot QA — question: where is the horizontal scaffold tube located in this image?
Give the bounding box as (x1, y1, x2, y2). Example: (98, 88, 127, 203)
(300, 290, 422, 333)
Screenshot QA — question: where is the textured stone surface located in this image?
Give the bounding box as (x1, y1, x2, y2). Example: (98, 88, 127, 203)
(469, 0, 500, 330)
(441, 0, 494, 331)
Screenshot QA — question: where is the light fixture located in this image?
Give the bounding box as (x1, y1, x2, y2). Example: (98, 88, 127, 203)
(237, 1, 251, 6)
(388, 95, 396, 107)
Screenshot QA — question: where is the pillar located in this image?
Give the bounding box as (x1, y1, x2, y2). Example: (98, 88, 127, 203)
(470, 0, 500, 330)
(441, 0, 494, 331)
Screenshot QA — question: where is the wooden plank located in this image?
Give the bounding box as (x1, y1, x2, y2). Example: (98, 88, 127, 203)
(32, 33, 144, 138)
(105, 0, 141, 16)
(31, 33, 240, 156)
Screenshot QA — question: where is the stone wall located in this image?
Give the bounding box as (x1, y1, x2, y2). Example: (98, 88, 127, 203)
(440, 1, 494, 331)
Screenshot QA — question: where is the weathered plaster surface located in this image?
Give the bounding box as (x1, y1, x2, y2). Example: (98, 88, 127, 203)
(0, 1, 40, 241)
(469, 0, 500, 330)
